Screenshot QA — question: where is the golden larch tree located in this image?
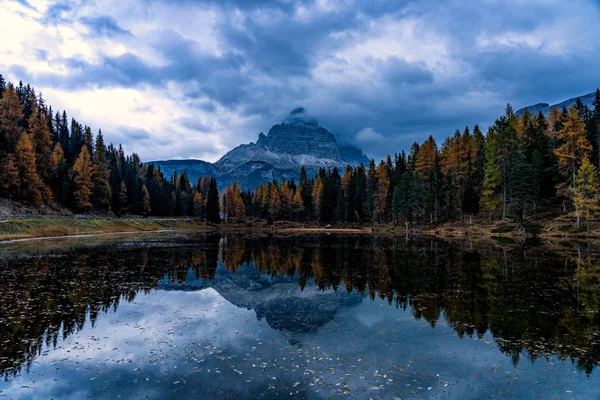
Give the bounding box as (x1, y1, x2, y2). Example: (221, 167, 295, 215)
(15, 133, 44, 205)
(554, 106, 592, 192)
(72, 147, 94, 211)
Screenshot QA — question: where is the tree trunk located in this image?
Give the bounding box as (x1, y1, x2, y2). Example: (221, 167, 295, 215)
(502, 184, 507, 220)
(469, 214, 473, 225)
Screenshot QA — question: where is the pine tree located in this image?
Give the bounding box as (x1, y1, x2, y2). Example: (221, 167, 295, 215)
(0, 154, 19, 197)
(72, 147, 94, 211)
(28, 96, 53, 181)
(119, 181, 128, 214)
(206, 177, 221, 224)
(554, 107, 592, 194)
(392, 185, 401, 227)
(15, 133, 43, 205)
(572, 158, 600, 231)
(366, 160, 376, 222)
(48, 143, 67, 205)
(193, 191, 205, 221)
(92, 131, 111, 211)
(312, 172, 325, 221)
(0, 83, 24, 153)
(481, 128, 502, 220)
(374, 162, 389, 225)
(141, 184, 151, 216)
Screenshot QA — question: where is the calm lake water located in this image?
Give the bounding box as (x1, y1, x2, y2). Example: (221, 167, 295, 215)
(1, 233, 600, 399)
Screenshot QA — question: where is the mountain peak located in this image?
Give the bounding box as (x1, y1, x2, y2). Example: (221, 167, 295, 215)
(282, 107, 319, 127)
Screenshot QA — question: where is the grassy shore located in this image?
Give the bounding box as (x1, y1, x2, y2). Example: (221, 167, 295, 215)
(0, 218, 188, 241)
(1, 211, 599, 242)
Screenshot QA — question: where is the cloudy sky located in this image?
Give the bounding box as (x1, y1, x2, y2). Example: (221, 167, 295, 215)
(1, 0, 599, 162)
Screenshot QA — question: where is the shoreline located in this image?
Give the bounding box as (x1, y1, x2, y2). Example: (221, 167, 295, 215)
(1, 216, 600, 243)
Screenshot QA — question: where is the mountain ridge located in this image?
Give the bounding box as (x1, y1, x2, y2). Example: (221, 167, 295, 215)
(516, 91, 596, 116)
(148, 108, 369, 189)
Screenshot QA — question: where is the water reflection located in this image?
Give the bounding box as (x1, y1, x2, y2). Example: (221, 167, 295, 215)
(1, 234, 600, 384)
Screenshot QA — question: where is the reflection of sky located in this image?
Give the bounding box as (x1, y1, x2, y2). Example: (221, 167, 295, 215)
(1, 285, 599, 399)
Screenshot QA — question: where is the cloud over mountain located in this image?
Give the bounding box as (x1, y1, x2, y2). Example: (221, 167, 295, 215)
(1, 0, 599, 162)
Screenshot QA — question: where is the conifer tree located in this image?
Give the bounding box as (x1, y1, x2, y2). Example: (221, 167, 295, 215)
(15, 133, 43, 205)
(0, 83, 24, 153)
(554, 107, 592, 194)
(206, 177, 221, 224)
(392, 185, 401, 227)
(374, 162, 389, 225)
(572, 158, 600, 231)
(28, 96, 53, 182)
(193, 191, 205, 221)
(48, 143, 68, 204)
(0, 154, 19, 197)
(481, 128, 502, 220)
(312, 172, 325, 221)
(92, 132, 111, 210)
(366, 160, 376, 223)
(72, 147, 94, 211)
(119, 181, 128, 214)
(141, 184, 151, 216)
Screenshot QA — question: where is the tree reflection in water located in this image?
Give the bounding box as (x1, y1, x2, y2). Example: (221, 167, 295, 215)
(1, 234, 599, 379)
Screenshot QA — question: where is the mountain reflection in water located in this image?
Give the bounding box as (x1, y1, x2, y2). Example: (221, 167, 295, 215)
(1, 234, 600, 398)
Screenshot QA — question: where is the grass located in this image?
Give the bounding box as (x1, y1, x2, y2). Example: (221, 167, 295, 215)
(0, 218, 184, 241)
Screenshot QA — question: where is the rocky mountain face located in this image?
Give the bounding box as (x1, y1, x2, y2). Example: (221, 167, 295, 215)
(516, 92, 596, 117)
(147, 108, 369, 190)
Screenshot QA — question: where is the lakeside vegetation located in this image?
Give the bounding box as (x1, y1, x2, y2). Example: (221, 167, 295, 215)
(1, 74, 600, 236)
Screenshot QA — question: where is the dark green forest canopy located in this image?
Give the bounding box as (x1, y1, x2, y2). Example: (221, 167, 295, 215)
(1, 73, 600, 227)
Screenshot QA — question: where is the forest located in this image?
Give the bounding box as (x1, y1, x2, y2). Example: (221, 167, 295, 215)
(1, 73, 600, 231)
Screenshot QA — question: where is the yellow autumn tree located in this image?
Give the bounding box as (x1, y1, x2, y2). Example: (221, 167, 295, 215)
(15, 133, 44, 205)
(72, 146, 94, 211)
(554, 106, 592, 193)
(0, 83, 24, 152)
(0, 154, 20, 197)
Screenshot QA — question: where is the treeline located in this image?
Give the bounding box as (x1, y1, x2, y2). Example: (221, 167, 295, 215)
(231, 92, 600, 231)
(2, 73, 600, 229)
(0, 74, 221, 219)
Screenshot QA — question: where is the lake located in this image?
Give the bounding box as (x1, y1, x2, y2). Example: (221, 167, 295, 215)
(0, 233, 599, 399)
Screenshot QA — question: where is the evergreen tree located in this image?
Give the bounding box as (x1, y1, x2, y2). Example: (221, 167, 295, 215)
(0, 154, 19, 197)
(28, 96, 53, 181)
(554, 107, 592, 194)
(72, 147, 94, 211)
(92, 132, 111, 211)
(374, 162, 389, 225)
(0, 83, 24, 153)
(15, 133, 43, 205)
(119, 181, 128, 214)
(193, 191, 205, 221)
(572, 158, 600, 231)
(206, 177, 221, 224)
(141, 184, 151, 216)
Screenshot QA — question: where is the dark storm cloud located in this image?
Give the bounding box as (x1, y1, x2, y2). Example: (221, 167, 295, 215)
(8, 0, 600, 161)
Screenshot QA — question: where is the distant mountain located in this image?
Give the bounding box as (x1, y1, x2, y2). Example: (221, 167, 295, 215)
(147, 107, 369, 190)
(146, 159, 219, 186)
(215, 107, 368, 173)
(219, 161, 298, 190)
(516, 91, 596, 117)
